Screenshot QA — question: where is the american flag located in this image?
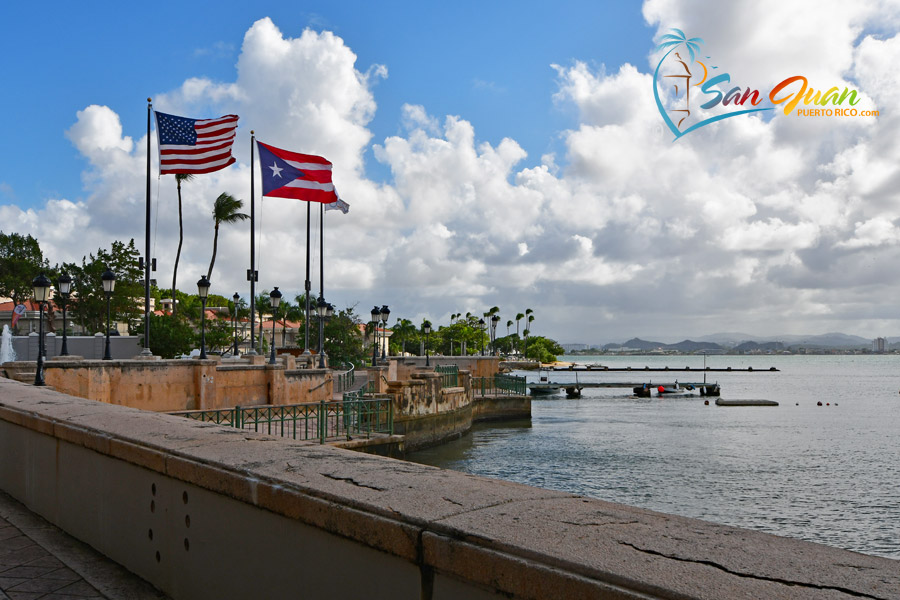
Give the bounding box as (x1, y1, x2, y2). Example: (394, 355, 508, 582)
(155, 111, 239, 175)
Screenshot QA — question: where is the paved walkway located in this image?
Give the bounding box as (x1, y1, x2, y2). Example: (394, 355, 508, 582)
(0, 492, 167, 600)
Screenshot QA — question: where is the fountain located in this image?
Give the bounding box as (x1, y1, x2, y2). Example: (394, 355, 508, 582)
(1, 324, 16, 364)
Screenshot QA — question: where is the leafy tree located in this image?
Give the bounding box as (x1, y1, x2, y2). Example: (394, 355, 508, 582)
(0, 231, 49, 306)
(171, 173, 193, 316)
(207, 193, 249, 281)
(523, 335, 564, 364)
(204, 316, 234, 354)
(62, 240, 143, 334)
(323, 305, 366, 367)
(135, 314, 195, 358)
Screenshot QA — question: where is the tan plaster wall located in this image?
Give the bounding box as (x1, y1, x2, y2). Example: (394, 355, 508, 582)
(38, 359, 332, 412)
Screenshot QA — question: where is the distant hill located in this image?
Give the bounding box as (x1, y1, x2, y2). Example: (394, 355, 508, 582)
(733, 341, 785, 352)
(591, 332, 875, 352)
(602, 338, 723, 352)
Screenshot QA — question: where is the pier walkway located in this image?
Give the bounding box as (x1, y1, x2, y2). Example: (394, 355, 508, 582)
(0, 491, 166, 600)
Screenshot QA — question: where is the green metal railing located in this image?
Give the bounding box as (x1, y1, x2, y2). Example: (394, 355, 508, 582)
(334, 363, 356, 394)
(435, 364, 459, 388)
(169, 396, 392, 444)
(472, 374, 527, 397)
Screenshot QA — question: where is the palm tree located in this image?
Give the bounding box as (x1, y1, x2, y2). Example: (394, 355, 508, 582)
(171, 173, 193, 316)
(515, 312, 525, 354)
(207, 193, 249, 282)
(506, 319, 513, 337)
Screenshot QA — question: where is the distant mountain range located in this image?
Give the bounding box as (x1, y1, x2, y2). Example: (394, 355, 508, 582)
(586, 332, 877, 351)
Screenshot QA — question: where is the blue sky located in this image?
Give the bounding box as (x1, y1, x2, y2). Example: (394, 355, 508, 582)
(1, 1, 651, 208)
(1, 1, 899, 344)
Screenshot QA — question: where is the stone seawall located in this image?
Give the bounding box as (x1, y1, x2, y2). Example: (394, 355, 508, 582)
(0, 377, 894, 599)
(386, 369, 530, 452)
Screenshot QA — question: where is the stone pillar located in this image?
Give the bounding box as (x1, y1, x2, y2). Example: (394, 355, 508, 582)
(194, 360, 218, 410)
(266, 363, 286, 405)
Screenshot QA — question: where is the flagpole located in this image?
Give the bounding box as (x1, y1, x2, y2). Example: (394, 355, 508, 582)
(248, 131, 257, 355)
(141, 98, 153, 356)
(303, 202, 311, 355)
(319, 202, 324, 300)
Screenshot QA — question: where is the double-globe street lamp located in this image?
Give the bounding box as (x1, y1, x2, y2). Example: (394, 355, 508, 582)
(232, 292, 240, 357)
(423, 320, 431, 367)
(380, 305, 390, 360)
(269, 287, 282, 365)
(101, 267, 116, 360)
(478, 318, 486, 356)
(57, 273, 72, 356)
(316, 296, 334, 368)
(31, 273, 52, 386)
(197, 276, 210, 359)
(371, 306, 380, 366)
(491, 314, 499, 356)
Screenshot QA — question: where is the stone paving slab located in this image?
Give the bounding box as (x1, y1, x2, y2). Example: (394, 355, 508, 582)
(0, 491, 167, 600)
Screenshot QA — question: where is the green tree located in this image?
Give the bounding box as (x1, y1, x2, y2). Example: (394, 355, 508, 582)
(63, 240, 143, 334)
(207, 193, 249, 281)
(204, 316, 234, 354)
(0, 231, 49, 306)
(523, 335, 564, 363)
(171, 173, 193, 316)
(323, 305, 366, 366)
(134, 314, 195, 358)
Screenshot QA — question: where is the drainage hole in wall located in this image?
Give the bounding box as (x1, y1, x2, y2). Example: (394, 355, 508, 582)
(148, 529, 153, 541)
(151, 483, 156, 496)
(182, 491, 189, 505)
(184, 538, 190, 551)
(150, 500, 155, 513)
(185, 515, 191, 528)
(155, 551, 161, 563)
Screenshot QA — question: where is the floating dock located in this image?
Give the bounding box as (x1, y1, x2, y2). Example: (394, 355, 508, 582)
(714, 399, 779, 407)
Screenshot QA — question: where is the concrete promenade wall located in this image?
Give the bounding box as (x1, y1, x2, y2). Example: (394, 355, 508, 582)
(0, 378, 895, 599)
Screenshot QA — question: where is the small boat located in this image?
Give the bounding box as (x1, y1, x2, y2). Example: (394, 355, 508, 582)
(656, 381, 695, 397)
(529, 371, 561, 396)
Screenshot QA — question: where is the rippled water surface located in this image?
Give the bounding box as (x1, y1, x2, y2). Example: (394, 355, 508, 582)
(408, 355, 900, 559)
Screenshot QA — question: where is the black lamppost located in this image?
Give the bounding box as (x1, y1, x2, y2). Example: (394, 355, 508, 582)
(197, 276, 210, 359)
(316, 296, 328, 368)
(491, 314, 499, 356)
(32, 273, 51, 386)
(232, 292, 240, 357)
(478, 318, 486, 356)
(371, 306, 380, 366)
(423, 320, 431, 367)
(101, 267, 116, 360)
(380, 305, 390, 360)
(57, 272, 72, 356)
(269, 287, 282, 365)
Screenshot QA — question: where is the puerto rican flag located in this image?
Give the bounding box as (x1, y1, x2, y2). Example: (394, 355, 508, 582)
(155, 111, 238, 175)
(257, 141, 338, 204)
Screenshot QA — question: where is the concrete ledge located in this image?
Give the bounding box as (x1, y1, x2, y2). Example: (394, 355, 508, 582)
(0, 377, 896, 599)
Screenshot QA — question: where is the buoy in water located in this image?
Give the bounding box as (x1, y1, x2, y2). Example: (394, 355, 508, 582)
(704, 400, 709, 405)
(817, 401, 823, 406)
(657, 386, 665, 393)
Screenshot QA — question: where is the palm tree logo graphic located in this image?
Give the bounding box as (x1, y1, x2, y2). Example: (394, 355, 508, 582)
(653, 29, 769, 140)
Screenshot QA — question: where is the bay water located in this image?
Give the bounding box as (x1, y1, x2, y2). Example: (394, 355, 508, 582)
(408, 354, 900, 559)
